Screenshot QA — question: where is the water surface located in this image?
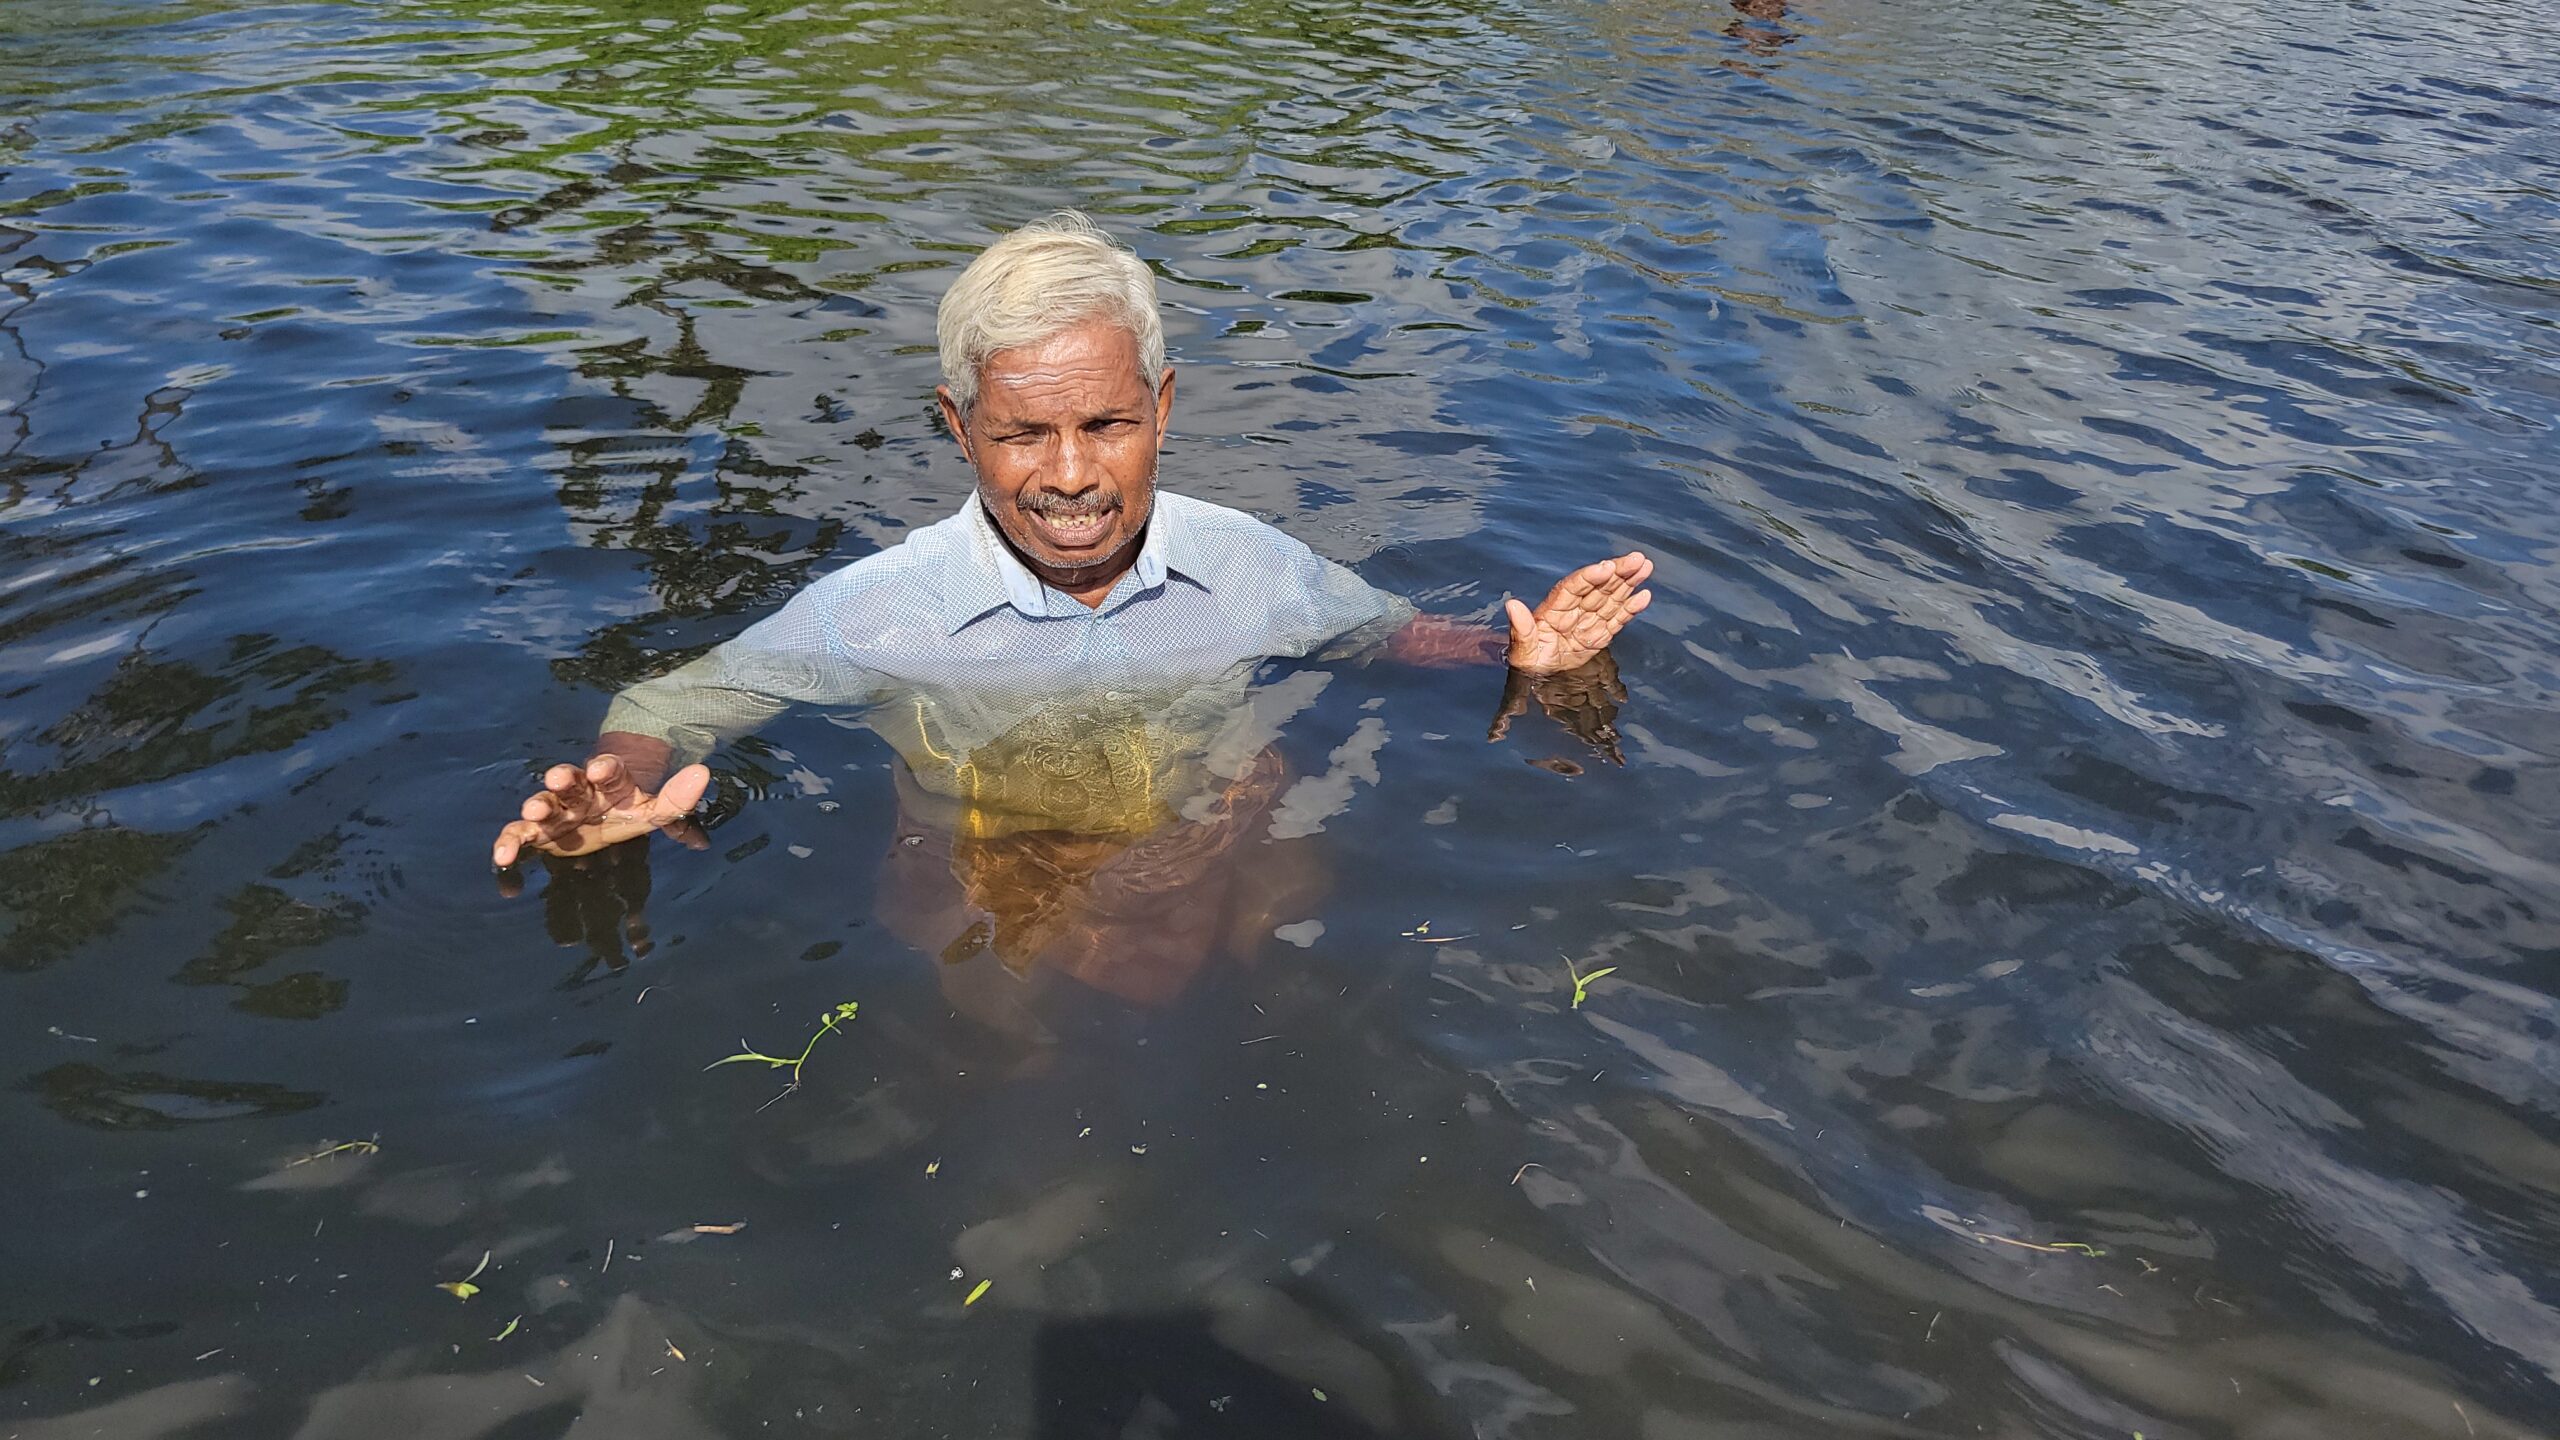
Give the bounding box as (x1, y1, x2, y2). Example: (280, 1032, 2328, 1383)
(5, 0, 2560, 1435)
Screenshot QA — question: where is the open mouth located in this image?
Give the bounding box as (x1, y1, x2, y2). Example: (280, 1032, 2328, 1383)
(1022, 500, 1117, 550)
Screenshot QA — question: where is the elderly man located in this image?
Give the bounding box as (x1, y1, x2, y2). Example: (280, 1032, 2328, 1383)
(492, 212, 1649, 992)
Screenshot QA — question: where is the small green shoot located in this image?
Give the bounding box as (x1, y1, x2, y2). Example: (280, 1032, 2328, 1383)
(287, 1136, 380, 1167)
(491, 1315, 520, 1342)
(965, 1279, 991, 1306)
(1562, 955, 1617, 1009)
(1976, 1232, 2106, 1258)
(438, 1249, 491, 1301)
(708, 1001, 859, 1102)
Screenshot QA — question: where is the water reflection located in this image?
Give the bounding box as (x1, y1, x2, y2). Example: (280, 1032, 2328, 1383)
(7, 0, 2560, 1434)
(30, 1062, 325, 1129)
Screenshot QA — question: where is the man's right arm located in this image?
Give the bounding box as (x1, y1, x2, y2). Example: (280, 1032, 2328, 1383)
(494, 577, 885, 866)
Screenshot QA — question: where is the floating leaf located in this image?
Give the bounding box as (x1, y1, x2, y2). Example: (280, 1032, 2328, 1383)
(965, 1279, 991, 1306)
(437, 1281, 480, 1300)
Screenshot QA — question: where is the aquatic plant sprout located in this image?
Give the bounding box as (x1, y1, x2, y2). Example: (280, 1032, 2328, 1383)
(1563, 955, 1616, 1009)
(707, 1001, 860, 1098)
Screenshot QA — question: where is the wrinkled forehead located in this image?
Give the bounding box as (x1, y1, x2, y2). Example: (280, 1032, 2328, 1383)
(973, 320, 1156, 410)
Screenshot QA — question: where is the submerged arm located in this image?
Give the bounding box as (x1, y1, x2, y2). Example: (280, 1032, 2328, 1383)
(493, 594, 883, 867)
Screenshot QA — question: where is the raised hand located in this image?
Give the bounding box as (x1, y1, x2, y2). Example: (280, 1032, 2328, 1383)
(1505, 551, 1653, 674)
(491, 751, 711, 868)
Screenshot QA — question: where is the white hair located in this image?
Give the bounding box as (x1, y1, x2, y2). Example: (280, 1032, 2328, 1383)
(936, 210, 1165, 416)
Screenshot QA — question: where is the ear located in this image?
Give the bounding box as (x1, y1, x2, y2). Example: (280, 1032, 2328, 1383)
(935, 385, 973, 464)
(1153, 367, 1176, 447)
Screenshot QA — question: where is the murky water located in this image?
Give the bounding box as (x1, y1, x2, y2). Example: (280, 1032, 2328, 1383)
(6, 0, 2559, 1435)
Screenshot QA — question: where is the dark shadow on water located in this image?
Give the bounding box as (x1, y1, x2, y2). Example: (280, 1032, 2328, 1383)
(1032, 1310, 1399, 1440)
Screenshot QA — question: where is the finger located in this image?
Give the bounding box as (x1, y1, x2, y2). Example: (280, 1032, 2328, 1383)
(586, 752, 637, 812)
(648, 763, 712, 823)
(545, 763, 596, 821)
(1594, 558, 1648, 607)
(1504, 598, 1536, 644)
(1585, 584, 1650, 633)
(519, 796, 585, 847)
(494, 820, 540, 868)
(1536, 565, 1596, 614)
(1548, 560, 1639, 622)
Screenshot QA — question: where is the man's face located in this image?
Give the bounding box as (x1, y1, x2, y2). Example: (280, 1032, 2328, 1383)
(938, 319, 1175, 589)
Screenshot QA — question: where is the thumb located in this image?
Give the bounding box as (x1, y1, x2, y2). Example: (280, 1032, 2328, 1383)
(649, 763, 712, 823)
(1505, 597, 1536, 641)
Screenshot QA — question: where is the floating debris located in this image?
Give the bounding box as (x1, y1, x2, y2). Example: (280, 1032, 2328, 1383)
(437, 1249, 491, 1300)
(287, 1137, 380, 1168)
(965, 1279, 991, 1306)
(707, 1001, 860, 1102)
(1975, 1233, 2106, 1257)
(691, 1221, 746, 1235)
(1966, 1219, 2109, 1255)
(491, 1315, 520, 1342)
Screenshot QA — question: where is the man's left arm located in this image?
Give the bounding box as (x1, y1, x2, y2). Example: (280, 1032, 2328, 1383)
(1380, 552, 1654, 672)
(1311, 548, 1655, 765)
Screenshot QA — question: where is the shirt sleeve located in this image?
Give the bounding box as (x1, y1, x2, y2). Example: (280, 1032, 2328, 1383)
(1286, 544, 1417, 662)
(598, 582, 884, 766)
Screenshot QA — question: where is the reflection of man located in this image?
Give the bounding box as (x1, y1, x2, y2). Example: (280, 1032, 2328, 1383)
(492, 212, 1652, 992)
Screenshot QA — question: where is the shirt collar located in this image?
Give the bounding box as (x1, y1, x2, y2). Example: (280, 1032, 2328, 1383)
(942, 493, 1209, 634)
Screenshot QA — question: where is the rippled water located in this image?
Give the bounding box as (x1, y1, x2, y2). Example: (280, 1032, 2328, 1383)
(6, 0, 2559, 1434)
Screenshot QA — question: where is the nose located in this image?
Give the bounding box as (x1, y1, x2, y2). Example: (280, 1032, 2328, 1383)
(1046, 428, 1100, 494)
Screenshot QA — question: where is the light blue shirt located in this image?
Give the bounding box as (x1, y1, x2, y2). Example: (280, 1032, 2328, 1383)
(603, 492, 1414, 835)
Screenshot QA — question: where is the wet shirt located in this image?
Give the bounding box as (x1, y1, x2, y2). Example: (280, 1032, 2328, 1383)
(602, 491, 1413, 837)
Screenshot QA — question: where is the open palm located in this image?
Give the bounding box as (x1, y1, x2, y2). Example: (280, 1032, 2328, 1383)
(1506, 551, 1654, 674)
(492, 753, 711, 867)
